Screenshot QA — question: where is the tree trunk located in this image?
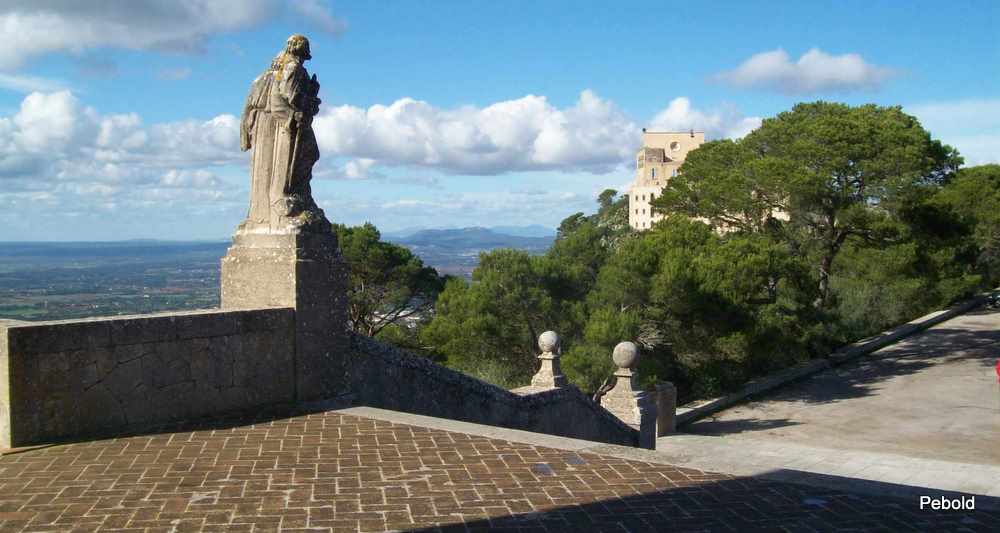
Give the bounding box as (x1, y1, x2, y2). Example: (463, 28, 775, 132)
(816, 227, 849, 308)
(816, 252, 833, 307)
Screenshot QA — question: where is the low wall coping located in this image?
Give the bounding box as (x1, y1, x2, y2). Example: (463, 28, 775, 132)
(351, 334, 636, 435)
(1, 307, 291, 328)
(2, 307, 295, 356)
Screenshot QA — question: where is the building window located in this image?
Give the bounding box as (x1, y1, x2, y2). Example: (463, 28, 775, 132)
(651, 168, 656, 179)
(672, 169, 678, 177)
(670, 141, 680, 151)
(650, 193, 656, 201)
(642, 209, 645, 214)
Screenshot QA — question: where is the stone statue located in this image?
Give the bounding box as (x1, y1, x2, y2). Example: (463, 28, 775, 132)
(238, 34, 329, 234)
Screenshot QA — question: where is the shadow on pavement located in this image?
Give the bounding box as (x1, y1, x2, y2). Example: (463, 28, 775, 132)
(408, 468, 1000, 532)
(749, 311, 1000, 406)
(679, 416, 801, 436)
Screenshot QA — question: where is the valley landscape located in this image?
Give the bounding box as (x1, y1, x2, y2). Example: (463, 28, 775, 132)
(0, 226, 554, 321)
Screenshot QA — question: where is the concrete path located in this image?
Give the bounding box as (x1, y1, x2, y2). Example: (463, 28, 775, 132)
(657, 307, 1000, 500)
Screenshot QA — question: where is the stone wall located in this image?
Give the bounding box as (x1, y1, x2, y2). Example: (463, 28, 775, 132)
(349, 335, 639, 447)
(0, 308, 295, 448)
(2, 310, 646, 450)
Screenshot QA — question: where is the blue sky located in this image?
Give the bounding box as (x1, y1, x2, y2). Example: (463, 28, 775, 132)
(0, 0, 997, 240)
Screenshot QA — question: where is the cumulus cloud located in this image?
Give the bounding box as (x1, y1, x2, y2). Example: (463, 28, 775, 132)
(0, 88, 769, 238)
(0, 90, 242, 221)
(715, 48, 895, 94)
(907, 99, 1000, 165)
(312, 90, 641, 175)
(649, 97, 762, 139)
(0, 1, 346, 71)
(12, 91, 85, 152)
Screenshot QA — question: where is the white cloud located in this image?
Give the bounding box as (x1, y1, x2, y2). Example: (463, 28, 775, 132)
(0, 72, 67, 93)
(906, 99, 1000, 165)
(0, 1, 274, 71)
(0, 90, 242, 222)
(715, 48, 895, 94)
(312, 90, 641, 175)
(378, 190, 593, 221)
(907, 99, 1000, 134)
(12, 91, 85, 152)
(288, 0, 347, 35)
(0, 88, 775, 238)
(0, 1, 346, 71)
(649, 97, 762, 139)
(159, 169, 223, 188)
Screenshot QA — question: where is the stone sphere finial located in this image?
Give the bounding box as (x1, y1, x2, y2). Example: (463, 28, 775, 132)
(538, 331, 560, 354)
(612, 341, 639, 369)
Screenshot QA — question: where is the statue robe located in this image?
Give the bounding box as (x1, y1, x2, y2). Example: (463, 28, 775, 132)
(241, 56, 320, 231)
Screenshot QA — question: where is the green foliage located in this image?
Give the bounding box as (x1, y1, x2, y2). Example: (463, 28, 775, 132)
(413, 103, 991, 404)
(656, 101, 963, 307)
(334, 223, 444, 337)
(934, 164, 1000, 285)
(418, 249, 555, 387)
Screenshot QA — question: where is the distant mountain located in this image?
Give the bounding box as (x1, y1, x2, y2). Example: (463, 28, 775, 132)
(488, 225, 556, 238)
(390, 227, 553, 251)
(383, 225, 555, 240)
(386, 227, 555, 278)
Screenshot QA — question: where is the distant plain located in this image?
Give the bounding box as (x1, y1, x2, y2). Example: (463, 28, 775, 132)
(0, 227, 554, 321)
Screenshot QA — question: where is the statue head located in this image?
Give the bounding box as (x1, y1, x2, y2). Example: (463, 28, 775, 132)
(285, 34, 312, 60)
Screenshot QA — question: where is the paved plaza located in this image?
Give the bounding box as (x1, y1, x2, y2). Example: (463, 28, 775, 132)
(661, 307, 1000, 499)
(1, 407, 996, 532)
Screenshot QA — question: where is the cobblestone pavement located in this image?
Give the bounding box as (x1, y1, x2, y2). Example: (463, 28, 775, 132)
(1, 410, 997, 532)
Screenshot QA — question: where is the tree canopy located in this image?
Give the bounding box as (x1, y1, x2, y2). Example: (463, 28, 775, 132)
(334, 223, 444, 337)
(656, 102, 963, 306)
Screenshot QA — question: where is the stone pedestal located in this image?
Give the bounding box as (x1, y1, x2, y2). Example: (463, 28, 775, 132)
(530, 331, 568, 389)
(221, 230, 349, 402)
(655, 381, 676, 437)
(600, 342, 657, 449)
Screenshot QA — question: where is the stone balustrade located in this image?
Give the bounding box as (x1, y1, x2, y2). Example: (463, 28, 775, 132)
(349, 332, 640, 447)
(529, 331, 568, 389)
(599, 341, 659, 449)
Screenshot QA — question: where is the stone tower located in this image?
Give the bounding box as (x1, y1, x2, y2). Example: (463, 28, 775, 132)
(628, 130, 704, 231)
